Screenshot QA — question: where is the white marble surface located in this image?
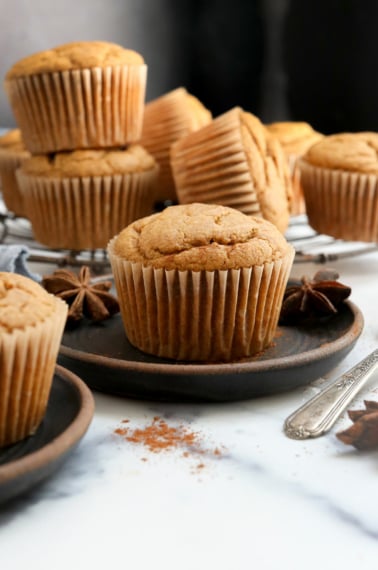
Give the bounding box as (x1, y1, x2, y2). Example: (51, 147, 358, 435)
(1, 228, 378, 570)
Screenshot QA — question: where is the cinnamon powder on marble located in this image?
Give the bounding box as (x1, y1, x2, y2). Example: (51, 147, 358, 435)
(114, 416, 224, 461)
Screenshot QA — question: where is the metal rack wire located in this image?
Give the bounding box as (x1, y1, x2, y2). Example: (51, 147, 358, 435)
(1, 203, 378, 272)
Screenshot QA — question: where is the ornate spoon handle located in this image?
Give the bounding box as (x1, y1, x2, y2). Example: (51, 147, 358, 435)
(284, 349, 378, 439)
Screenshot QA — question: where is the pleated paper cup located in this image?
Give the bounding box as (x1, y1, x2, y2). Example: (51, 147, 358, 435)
(0, 150, 30, 217)
(17, 168, 158, 250)
(108, 240, 295, 362)
(0, 297, 67, 448)
(140, 88, 212, 203)
(299, 159, 378, 242)
(5, 65, 147, 154)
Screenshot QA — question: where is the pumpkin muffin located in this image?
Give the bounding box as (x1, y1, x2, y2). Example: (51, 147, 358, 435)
(170, 107, 292, 233)
(299, 132, 378, 242)
(108, 202, 294, 362)
(0, 272, 67, 447)
(0, 129, 30, 217)
(140, 87, 212, 203)
(4, 41, 147, 153)
(17, 145, 158, 250)
(266, 121, 324, 215)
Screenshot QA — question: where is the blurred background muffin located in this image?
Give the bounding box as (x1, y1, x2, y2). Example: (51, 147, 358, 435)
(140, 87, 212, 204)
(0, 128, 30, 217)
(299, 132, 378, 242)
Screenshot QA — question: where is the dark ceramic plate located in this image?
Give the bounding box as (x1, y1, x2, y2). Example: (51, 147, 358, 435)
(58, 301, 364, 402)
(0, 365, 94, 505)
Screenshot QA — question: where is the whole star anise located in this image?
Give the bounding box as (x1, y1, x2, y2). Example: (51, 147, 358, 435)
(42, 266, 119, 323)
(279, 269, 351, 325)
(337, 400, 378, 450)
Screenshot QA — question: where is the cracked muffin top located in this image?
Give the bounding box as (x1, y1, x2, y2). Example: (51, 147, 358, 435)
(0, 272, 64, 333)
(5, 41, 144, 79)
(302, 132, 378, 175)
(19, 145, 157, 178)
(0, 129, 29, 154)
(266, 121, 324, 157)
(111, 202, 293, 271)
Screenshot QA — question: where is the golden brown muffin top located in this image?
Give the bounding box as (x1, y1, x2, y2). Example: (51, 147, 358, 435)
(5, 41, 144, 79)
(0, 128, 28, 153)
(0, 272, 63, 333)
(303, 132, 378, 174)
(19, 145, 157, 178)
(266, 121, 324, 156)
(111, 203, 293, 271)
(238, 110, 292, 232)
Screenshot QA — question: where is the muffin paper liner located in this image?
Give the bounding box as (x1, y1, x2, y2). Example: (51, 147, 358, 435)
(5, 65, 147, 153)
(0, 152, 28, 217)
(17, 168, 157, 250)
(108, 240, 294, 362)
(0, 298, 67, 447)
(299, 160, 378, 242)
(171, 109, 263, 216)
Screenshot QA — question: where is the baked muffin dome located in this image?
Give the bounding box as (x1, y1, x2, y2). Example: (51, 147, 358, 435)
(108, 203, 294, 362)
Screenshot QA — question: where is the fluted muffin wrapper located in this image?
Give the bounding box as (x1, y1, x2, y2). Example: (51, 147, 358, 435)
(0, 298, 67, 448)
(0, 151, 29, 217)
(299, 160, 378, 242)
(5, 65, 147, 153)
(288, 154, 306, 216)
(17, 168, 157, 250)
(108, 242, 295, 362)
(141, 88, 212, 203)
(171, 109, 264, 216)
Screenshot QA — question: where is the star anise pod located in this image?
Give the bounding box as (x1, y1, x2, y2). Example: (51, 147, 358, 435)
(279, 269, 351, 325)
(42, 266, 119, 323)
(336, 400, 378, 450)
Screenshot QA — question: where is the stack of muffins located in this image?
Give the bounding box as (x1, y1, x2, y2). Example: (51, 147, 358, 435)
(4, 41, 159, 250)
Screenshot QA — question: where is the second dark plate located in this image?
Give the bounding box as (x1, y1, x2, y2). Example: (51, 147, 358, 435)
(58, 301, 364, 402)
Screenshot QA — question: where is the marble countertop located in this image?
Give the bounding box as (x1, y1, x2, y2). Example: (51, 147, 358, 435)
(1, 227, 378, 570)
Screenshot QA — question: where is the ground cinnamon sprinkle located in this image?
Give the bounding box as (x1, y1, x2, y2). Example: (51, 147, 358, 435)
(113, 415, 225, 467)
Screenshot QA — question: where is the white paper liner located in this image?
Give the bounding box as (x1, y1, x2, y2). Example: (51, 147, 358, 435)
(17, 168, 157, 250)
(108, 241, 294, 362)
(0, 298, 67, 447)
(299, 160, 378, 242)
(0, 152, 28, 217)
(5, 65, 147, 153)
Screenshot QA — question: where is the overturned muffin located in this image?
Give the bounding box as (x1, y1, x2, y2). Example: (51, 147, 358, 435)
(170, 107, 292, 233)
(266, 121, 324, 215)
(140, 87, 212, 203)
(108, 203, 295, 362)
(300, 132, 378, 242)
(0, 272, 67, 447)
(5, 41, 147, 153)
(17, 146, 158, 250)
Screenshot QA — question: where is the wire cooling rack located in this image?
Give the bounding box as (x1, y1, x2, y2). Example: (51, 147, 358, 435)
(1, 202, 378, 272)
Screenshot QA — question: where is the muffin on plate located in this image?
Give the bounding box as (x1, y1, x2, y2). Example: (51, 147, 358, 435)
(108, 202, 295, 362)
(4, 41, 147, 153)
(266, 121, 323, 215)
(0, 272, 67, 447)
(299, 132, 378, 242)
(16, 145, 158, 250)
(170, 107, 292, 233)
(140, 87, 212, 203)
(0, 129, 30, 217)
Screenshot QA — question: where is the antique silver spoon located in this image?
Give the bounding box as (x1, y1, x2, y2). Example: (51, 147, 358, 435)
(284, 348, 378, 439)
